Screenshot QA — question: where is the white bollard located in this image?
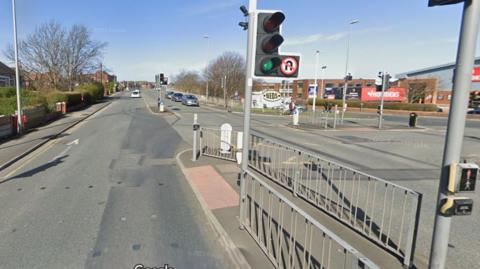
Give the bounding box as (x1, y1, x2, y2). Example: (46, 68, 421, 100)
(292, 108, 299, 126)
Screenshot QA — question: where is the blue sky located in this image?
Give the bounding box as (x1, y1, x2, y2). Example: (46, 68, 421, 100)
(0, 0, 472, 81)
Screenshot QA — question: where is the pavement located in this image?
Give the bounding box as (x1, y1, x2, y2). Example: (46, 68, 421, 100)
(0, 99, 113, 171)
(0, 92, 239, 269)
(144, 89, 480, 269)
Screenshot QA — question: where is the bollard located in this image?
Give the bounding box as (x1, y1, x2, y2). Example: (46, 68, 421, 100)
(292, 108, 299, 126)
(192, 113, 199, 161)
(159, 101, 164, 112)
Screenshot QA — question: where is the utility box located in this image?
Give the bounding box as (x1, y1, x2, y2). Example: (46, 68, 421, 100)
(440, 197, 474, 216)
(448, 163, 478, 193)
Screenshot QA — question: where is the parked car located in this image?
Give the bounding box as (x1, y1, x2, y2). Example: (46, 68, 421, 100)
(130, 90, 141, 98)
(181, 94, 199, 106)
(467, 108, 480, 114)
(171, 93, 183, 102)
(166, 91, 174, 99)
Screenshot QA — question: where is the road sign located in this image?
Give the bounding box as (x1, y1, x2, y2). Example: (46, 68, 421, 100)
(280, 57, 298, 76)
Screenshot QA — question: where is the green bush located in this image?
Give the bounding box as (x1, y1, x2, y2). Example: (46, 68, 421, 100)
(45, 91, 67, 111)
(74, 82, 104, 103)
(64, 92, 82, 107)
(310, 99, 437, 112)
(0, 89, 47, 115)
(0, 87, 17, 98)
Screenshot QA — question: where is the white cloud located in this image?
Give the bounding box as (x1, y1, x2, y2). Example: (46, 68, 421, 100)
(185, 0, 241, 16)
(284, 26, 393, 47)
(284, 32, 347, 46)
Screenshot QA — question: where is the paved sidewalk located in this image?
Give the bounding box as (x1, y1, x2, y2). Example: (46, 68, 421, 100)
(177, 150, 274, 269)
(0, 100, 111, 171)
(178, 150, 426, 269)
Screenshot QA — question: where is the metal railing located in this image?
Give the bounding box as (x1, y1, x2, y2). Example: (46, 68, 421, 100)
(298, 111, 338, 129)
(199, 127, 238, 162)
(241, 169, 381, 269)
(248, 131, 422, 267)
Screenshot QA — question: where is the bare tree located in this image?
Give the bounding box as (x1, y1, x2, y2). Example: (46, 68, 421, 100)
(173, 70, 204, 94)
(63, 25, 107, 90)
(4, 21, 106, 91)
(203, 51, 245, 98)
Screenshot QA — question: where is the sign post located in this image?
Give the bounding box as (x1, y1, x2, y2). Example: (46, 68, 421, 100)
(429, 1, 480, 268)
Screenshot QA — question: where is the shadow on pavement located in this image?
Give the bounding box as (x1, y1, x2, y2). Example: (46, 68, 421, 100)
(2, 155, 68, 183)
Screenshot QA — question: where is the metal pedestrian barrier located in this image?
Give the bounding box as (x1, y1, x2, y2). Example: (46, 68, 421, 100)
(298, 110, 338, 129)
(199, 127, 238, 162)
(248, 131, 422, 267)
(241, 169, 381, 269)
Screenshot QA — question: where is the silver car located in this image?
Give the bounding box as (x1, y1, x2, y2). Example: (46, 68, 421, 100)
(181, 94, 199, 106)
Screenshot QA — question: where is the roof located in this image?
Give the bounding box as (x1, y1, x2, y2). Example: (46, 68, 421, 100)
(0, 61, 15, 76)
(397, 57, 480, 78)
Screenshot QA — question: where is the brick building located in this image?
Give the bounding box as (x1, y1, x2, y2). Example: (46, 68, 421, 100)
(0, 61, 15, 87)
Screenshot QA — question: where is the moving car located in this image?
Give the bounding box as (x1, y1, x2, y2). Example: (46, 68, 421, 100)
(166, 91, 174, 99)
(171, 93, 183, 102)
(130, 90, 141, 98)
(181, 94, 199, 106)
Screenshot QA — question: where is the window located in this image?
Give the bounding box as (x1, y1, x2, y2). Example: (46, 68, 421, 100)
(297, 82, 304, 90)
(437, 95, 444, 100)
(297, 92, 302, 98)
(366, 83, 373, 87)
(355, 84, 362, 87)
(325, 83, 334, 88)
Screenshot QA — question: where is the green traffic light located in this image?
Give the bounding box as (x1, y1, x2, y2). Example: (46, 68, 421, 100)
(262, 60, 274, 72)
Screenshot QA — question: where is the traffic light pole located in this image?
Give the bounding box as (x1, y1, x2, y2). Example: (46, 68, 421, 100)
(240, 0, 256, 229)
(429, 1, 480, 268)
(378, 71, 386, 129)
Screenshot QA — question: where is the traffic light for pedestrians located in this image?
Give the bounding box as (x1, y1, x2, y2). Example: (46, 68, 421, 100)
(254, 11, 300, 78)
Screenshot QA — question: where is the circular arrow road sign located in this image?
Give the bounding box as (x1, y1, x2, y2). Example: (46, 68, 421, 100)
(280, 57, 298, 76)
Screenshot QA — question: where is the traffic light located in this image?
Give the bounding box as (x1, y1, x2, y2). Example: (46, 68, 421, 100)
(254, 11, 300, 78)
(375, 72, 392, 92)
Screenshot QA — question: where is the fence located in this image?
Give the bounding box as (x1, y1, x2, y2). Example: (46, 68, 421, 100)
(248, 131, 421, 267)
(0, 115, 13, 139)
(199, 127, 239, 162)
(241, 169, 381, 269)
(298, 110, 338, 129)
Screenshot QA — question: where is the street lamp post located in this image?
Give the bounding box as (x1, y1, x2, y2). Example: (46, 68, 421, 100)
(12, 0, 23, 134)
(204, 35, 210, 104)
(313, 50, 319, 112)
(341, 19, 359, 124)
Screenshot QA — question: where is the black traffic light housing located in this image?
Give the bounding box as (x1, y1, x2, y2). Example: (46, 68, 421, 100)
(254, 11, 300, 78)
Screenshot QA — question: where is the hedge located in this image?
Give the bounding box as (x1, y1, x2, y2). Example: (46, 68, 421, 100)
(74, 82, 104, 103)
(0, 90, 46, 115)
(310, 99, 438, 112)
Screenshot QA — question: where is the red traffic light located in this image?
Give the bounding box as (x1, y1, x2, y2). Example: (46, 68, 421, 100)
(263, 12, 285, 33)
(262, 34, 284, 53)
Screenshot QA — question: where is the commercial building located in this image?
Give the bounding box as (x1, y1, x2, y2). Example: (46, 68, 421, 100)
(397, 57, 480, 107)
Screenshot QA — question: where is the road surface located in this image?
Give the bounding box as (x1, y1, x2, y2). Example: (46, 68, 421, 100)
(0, 93, 234, 269)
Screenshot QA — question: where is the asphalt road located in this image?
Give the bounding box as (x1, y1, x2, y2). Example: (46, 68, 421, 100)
(0, 93, 233, 269)
(147, 89, 480, 269)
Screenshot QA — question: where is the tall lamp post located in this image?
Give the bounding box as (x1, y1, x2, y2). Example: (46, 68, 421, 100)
(313, 50, 320, 112)
(204, 35, 210, 104)
(341, 19, 359, 124)
(12, 0, 23, 134)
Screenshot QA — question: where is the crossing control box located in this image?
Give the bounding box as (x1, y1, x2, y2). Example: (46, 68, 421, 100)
(448, 163, 478, 193)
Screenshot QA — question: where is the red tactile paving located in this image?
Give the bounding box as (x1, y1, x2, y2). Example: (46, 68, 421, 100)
(185, 165, 239, 210)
